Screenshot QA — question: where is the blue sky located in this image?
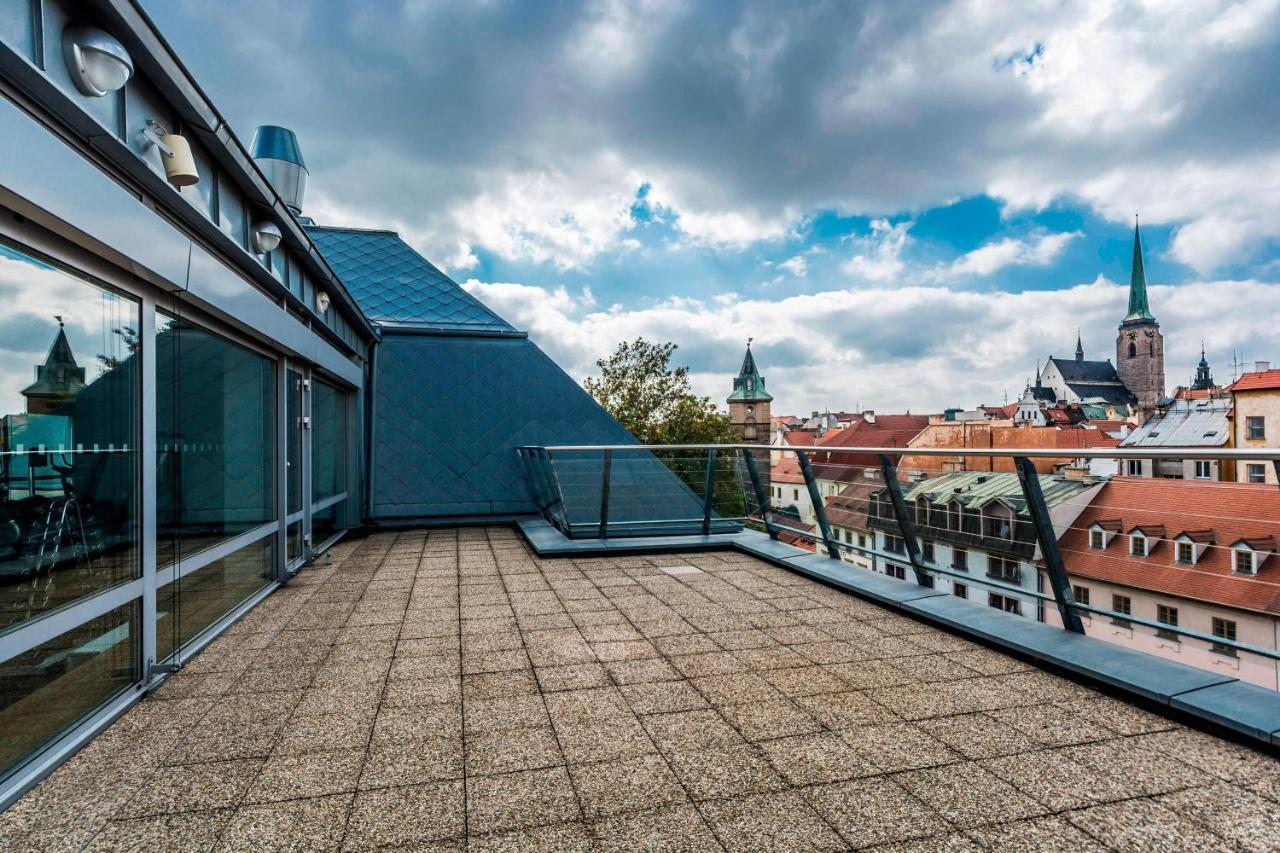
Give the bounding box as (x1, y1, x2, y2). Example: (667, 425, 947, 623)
(146, 0, 1280, 413)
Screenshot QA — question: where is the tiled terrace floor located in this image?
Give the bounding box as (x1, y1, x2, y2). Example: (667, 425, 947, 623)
(4, 527, 1280, 851)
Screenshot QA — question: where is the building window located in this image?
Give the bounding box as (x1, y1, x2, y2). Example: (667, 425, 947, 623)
(1246, 464, 1266, 484)
(1246, 416, 1266, 440)
(953, 582, 968, 599)
(1128, 341, 1137, 358)
(1126, 459, 1143, 476)
(1130, 535, 1147, 557)
(1234, 549, 1256, 575)
(987, 556, 1021, 584)
(922, 541, 935, 563)
(988, 593, 1021, 615)
(857, 534, 866, 549)
(1156, 604, 1179, 641)
(1089, 529, 1105, 549)
(952, 548, 968, 571)
(885, 534, 905, 554)
(1176, 541, 1195, 564)
(886, 563, 907, 580)
(1194, 460, 1212, 480)
(1212, 617, 1238, 656)
(983, 513, 1012, 540)
(1111, 594, 1132, 626)
(843, 529, 852, 544)
(1072, 585, 1090, 606)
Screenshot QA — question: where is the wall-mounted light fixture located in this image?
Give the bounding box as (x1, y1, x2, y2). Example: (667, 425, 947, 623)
(251, 220, 282, 254)
(63, 25, 134, 97)
(316, 291, 331, 314)
(139, 120, 199, 187)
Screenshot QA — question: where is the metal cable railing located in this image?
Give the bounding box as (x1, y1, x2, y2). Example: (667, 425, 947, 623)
(517, 442, 1280, 666)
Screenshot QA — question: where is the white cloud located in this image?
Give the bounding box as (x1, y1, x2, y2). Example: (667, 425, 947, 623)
(843, 219, 912, 282)
(462, 274, 1280, 414)
(778, 255, 807, 277)
(950, 230, 1080, 277)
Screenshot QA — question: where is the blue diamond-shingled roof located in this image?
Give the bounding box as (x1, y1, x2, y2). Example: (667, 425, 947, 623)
(308, 227, 515, 332)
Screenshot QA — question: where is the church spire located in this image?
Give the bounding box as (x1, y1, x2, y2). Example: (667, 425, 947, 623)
(1192, 342, 1214, 390)
(1075, 330, 1084, 362)
(728, 338, 772, 402)
(1125, 217, 1155, 322)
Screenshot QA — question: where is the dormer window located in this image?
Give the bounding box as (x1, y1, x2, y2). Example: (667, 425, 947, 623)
(1176, 540, 1195, 564)
(1230, 538, 1274, 575)
(1130, 534, 1147, 557)
(1173, 530, 1214, 566)
(1089, 520, 1120, 549)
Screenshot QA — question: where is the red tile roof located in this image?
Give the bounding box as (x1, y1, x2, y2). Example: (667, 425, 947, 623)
(1228, 369, 1280, 392)
(824, 483, 877, 530)
(808, 415, 930, 481)
(770, 458, 806, 484)
(1056, 479, 1280, 615)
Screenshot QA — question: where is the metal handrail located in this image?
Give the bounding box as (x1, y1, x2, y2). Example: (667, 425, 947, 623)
(528, 443, 1280, 462)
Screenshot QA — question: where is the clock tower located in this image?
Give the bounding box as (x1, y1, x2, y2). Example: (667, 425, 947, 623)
(1115, 219, 1166, 413)
(727, 340, 772, 444)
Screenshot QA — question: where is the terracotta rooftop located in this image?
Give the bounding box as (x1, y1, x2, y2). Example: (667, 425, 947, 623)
(1228, 369, 1280, 393)
(1057, 480, 1280, 615)
(3, 527, 1277, 849)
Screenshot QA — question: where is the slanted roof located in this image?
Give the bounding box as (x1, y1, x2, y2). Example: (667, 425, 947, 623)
(1062, 381, 1137, 408)
(899, 471, 1094, 515)
(1229, 369, 1280, 393)
(1048, 357, 1123, 384)
(308, 227, 515, 332)
(1058, 480, 1280, 615)
(824, 482, 877, 531)
(1119, 397, 1230, 448)
(728, 343, 772, 402)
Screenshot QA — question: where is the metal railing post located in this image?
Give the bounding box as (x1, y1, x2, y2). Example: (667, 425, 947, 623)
(598, 450, 612, 540)
(878, 454, 931, 586)
(701, 448, 717, 535)
(741, 447, 777, 540)
(540, 449, 571, 536)
(797, 450, 840, 559)
(1014, 456, 1085, 633)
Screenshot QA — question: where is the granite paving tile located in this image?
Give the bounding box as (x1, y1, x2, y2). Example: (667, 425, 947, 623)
(221, 793, 353, 852)
(895, 762, 1051, 829)
(591, 803, 724, 852)
(245, 748, 365, 803)
(465, 767, 582, 835)
(699, 791, 845, 852)
(804, 777, 951, 848)
(568, 753, 688, 819)
(1063, 798, 1234, 852)
(345, 781, 466, 849)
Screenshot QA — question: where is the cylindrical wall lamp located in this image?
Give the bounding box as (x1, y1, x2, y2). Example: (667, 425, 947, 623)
(251, 220, 283, 254)
(140, 120, 199, 187)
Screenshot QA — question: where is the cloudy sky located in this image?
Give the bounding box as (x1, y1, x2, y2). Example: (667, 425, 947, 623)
(147, 0, 1280, 414)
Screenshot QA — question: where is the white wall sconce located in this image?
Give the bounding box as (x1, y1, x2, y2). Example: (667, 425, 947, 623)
(140, 120, 199, 187)
(251, 220, 282, 254)
(63, 25, 134, 97)
(316, 291, 331, 314)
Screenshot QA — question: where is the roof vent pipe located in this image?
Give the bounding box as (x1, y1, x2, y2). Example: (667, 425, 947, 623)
(250, 125, 307, 214)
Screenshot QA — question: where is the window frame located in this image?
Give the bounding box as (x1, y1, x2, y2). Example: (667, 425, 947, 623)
(1246, 416, 1266, 440)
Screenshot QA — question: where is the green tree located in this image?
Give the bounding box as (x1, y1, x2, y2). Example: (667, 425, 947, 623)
(584, 338, 739, 445)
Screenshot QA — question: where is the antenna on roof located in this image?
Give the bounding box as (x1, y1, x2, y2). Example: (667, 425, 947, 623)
(1231, 349, 1246, 383)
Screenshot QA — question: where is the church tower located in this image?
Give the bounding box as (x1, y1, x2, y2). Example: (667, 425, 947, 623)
(727, 340, 772, 444)
(1115, 220, 1165, 413)
(22, 317, 86, 414)
(1192, 344, 1214, 391)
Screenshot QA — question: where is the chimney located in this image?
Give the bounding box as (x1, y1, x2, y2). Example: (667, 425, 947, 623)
(862, 409, 876, 424)
(250, 125, 308, 215)
(1256, 361, 1272, 372)
(1063, 464, 1092, 481)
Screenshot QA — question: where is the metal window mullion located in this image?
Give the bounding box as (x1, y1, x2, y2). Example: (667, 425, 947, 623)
(301, 369, 313, 562)
(140, 295, 158, 677)
(274, 358, 288, 583)
(0, 578, 145, 664)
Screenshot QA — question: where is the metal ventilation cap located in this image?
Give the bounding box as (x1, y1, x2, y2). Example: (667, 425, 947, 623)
(250, 125, 308, 215)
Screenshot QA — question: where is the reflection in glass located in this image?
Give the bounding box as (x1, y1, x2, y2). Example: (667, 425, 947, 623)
(311, 501, 340, 547)
(0, 601, 137, 778)
(311, 379, 345, 503)
(156, 316, 275, 566)
(0, 244, 138, 633)
(287, 521, 302, 564)
(157, 537, 272, 661)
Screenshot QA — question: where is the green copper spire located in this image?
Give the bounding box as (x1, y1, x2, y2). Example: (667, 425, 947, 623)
(1125, 219, 1155, 322)
(728, 339, 772, 402)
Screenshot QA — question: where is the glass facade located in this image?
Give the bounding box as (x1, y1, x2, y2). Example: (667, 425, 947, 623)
(156, 538, 273, 662)
(311, 378, 346, 503)
(0, 245, 139, 634)
(156, 315, 275, 567)
(0, 601, 138, 777)
(287, 370, 303, 515)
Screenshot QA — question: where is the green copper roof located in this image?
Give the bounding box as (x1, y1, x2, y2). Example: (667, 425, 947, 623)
(727, 344, 772, 402)
(1124, 221, 1155, 322)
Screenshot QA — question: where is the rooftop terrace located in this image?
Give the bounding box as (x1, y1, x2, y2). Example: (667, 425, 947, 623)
(4, 526, 1279, 850)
